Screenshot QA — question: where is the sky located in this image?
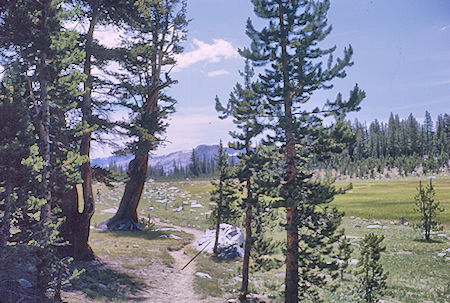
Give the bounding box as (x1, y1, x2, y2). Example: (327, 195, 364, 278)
(92, 0, 450, 158)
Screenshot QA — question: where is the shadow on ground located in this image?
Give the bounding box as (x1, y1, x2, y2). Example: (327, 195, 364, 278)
(66, 260, 147, 302)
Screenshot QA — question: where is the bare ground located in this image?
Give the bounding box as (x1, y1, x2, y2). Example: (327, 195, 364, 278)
(63, 218, 224, 303)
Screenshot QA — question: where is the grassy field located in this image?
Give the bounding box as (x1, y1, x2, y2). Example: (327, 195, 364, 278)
(332, 176, 450, 224)
(78, 176, 449, 302)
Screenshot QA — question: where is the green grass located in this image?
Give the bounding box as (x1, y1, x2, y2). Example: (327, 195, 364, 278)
(72, 176, 449, 302)
(332, 176, 450, 224)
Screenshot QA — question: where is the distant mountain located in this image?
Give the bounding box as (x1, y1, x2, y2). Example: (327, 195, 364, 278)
(91, 144, 239, 172)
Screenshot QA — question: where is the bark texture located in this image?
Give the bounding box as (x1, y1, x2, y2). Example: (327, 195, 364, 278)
(106, 153, 149, 231)
(278, 2, 299, 302)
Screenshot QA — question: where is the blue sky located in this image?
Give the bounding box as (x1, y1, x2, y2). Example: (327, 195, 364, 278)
(92, 0, 450, 158)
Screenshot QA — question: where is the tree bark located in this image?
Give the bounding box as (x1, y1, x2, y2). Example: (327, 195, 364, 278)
(72, 9, 99, 261)
(105, 153, 149, 231)
(213, 177, 223, 255)
(239, 137, 253, 303)
(278, 2, 299, 302)
(239, 187, 252, 303)
(0, 175, 13, 255)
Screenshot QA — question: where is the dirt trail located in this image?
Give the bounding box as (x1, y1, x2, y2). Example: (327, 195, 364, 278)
(137, 218, 222, 303)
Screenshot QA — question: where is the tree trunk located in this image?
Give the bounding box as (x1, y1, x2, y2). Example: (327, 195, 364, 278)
(239, 189, 252, 303)
(278, 2, 299, 302)
(213, 177, 223, 255)
(239, 138, 253, 303)
(105, 153, 149, 231)
(71, 9, 99, 261)
(0, 176, 13, 254)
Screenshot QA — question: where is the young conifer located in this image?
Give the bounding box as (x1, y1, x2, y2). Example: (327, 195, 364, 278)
(216, 59, 264, 302)
(414, 179, 444, 241)
(355, 233, 387, 303)
(210, 141, 240, 255)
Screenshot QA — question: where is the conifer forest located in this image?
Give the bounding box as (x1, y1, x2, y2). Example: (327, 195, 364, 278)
(0, 1, 449, 302)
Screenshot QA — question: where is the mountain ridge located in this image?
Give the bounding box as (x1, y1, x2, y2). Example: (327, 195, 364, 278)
(91, 144, 239, 172)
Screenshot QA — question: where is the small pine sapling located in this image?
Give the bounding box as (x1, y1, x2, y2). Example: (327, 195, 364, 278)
(337, 232, 353, 281)
(210, 141, 240, 255)
(414, 179, 444, 241)
(354, 233, 387, 303)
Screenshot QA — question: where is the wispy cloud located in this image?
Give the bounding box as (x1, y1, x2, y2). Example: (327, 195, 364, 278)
(207, 69, 230, 77)
(441, 25, 450, 31)
(174, 39, 239, 71)
(155, 106, 235, 155)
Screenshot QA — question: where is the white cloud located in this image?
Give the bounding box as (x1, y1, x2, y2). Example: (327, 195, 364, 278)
(155, 106, 235, 155)
(174, 39, 239, 71)
(207, 69, 230, 77)
(440, 25, 450, 31)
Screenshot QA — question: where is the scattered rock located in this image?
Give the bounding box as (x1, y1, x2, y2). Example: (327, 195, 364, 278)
(437, 252, 446, 257)
(343, 235, 360, 239)
(437, 234, 447, 237)
(374, 221, 381, 224)
(17, 279, 32, 288)
(227, 299, 238, 303)
(382, 226, 389, 229)
(149, 207, 154, 210)
(133, 244, 139, 248)
(191, 204, 203, 208)
(389, 221, 396, 225)
(446, 248, 450, 253)
(182, 201, 189, 205)
(195, 272, 212, 279)
(353, 224, 362, 228)
(159, 235, 168, 238)
(169, 234, 181, 240)
(155, 227, 179, 232)
(403, 222, 409, 226)
(192, 223, 245, 259)
(190, 200, 198, 204)
(349, 259, 359, 265)
(156, 199, 169, 203)
(174, 206, 183, 212)
(101, 208, 118, 214)
(366, 225, 383, 229)
(350, 216, 355, 219)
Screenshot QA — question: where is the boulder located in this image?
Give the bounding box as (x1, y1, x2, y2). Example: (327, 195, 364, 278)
(195, 272, 212, 279)
(192, 223, 244, 259)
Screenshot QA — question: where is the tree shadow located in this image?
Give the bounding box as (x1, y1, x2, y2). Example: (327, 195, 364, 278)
(65, 260, 147, 302)
(107, 228, 193, 243)
(412, 238, 444, 243)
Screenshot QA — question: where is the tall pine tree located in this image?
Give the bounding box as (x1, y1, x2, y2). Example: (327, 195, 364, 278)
(242, 1, 365, 301)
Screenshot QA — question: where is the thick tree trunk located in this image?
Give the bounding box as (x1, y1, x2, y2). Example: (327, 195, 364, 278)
(278, 2, 299, 302)
(105, 153, 149, 231)
(72, 10, 99, 261)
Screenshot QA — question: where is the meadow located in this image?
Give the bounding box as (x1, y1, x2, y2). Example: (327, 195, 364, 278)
(69, 176, 450, 302)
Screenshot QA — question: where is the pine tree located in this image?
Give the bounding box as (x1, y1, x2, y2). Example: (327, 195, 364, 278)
(0, 1, 85, 299)
(104, 0, 188, 231)
(210, 141, 240, 255)
(216, 59, 264, 302)
(242, 1, 365, 301)
(414, 180, 444, 241)
(355, 233, 387, 303)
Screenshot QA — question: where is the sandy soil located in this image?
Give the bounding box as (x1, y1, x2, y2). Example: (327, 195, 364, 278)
(63, 219, 224, 303)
